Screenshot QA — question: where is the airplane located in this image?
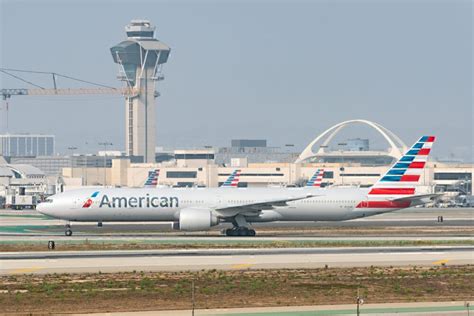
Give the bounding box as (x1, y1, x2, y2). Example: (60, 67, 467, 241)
(221, 169, 241, 187)
(306, 169, 324, 187)
(37, 136, 438, 237)
(143, 169, 160, 188)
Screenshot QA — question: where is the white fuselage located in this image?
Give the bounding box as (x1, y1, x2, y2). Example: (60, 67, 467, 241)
(37, 187, 402, 223)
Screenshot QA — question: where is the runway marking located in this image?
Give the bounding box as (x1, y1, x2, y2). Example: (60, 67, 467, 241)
(9, 267, 43, 274)
(231, 263, 254, 269)
(432, 259, 449, 265)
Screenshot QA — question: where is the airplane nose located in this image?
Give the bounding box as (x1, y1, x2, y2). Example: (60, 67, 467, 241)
(36, 202, 48, 215)
(36, 201, 55, 217)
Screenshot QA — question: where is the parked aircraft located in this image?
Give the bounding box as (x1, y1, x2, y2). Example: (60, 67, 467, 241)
(221, 169, 241, 187)
(143, 169, 160, 188)
(306, 169, 325, 187)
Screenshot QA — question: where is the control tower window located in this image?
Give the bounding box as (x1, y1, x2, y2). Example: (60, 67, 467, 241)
(126, 31, 154, 38)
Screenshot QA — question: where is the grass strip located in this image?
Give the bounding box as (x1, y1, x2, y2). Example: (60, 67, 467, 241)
(1, 265, 472, 314)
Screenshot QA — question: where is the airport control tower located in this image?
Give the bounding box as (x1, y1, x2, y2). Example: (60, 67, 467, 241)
(111, 20, 170, 163)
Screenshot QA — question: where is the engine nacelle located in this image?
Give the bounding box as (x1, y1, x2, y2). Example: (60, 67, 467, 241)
(173, 208, 219, 231)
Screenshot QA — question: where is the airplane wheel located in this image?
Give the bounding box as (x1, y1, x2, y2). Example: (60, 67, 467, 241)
(225, 227, 255, 237)
(65, 229, 73, 236)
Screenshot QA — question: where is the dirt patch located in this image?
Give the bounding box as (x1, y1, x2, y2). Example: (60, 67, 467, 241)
(1, 265, 473, 314)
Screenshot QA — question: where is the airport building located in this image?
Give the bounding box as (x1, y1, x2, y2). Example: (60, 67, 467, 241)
(0, 134, 55, 157)
(216, 139, 299, 165)
(0, 120, 470, 202)
(0, 159, 60, 209)
(58, 120, 472, 199)
(7, 154, 124, 176)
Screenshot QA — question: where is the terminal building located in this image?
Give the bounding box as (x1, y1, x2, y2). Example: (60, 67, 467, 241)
(0, 122, 471, 205)
(0, 134, 55, 157)
(216, 139, 298, 165)
(0, 157, 61, 209)
(58, 120, 472, 200)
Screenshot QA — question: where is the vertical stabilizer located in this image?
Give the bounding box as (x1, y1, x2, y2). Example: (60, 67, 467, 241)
(221, 169, 242, 187)
(144, 169, 160, 188)
(306, 169, 325, 187)
(369, 136, 435, 196)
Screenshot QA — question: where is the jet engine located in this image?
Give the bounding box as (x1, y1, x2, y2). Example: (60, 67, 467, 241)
(173, 208, 219, 231)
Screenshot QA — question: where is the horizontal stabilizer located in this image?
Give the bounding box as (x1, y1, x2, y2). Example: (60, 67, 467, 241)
(391, 193, 442, 203)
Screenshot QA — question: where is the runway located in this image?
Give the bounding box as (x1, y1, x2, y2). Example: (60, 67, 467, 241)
(1, 246, 472, 275)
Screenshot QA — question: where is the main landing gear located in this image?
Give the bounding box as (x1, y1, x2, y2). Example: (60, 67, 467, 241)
(224, 227, 256, 237)
(224, 214, 256, 236)
(65, 223, 73, 236)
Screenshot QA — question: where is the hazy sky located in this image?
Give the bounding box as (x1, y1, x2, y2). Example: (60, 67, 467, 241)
(1, 0, 472, 161)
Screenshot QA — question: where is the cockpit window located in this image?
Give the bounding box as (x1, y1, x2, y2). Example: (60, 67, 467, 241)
(43, 199, 53, 203)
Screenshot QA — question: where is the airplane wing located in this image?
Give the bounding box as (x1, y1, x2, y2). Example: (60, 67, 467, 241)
(214, 194, 316, 217)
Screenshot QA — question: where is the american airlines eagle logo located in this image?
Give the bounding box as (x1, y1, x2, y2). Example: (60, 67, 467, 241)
(82, 191, 100, 208)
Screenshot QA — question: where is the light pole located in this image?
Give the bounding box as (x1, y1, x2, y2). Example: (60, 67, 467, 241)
(337, 143, 347, 187)
(204, 146, 212, 187)
(83, 141, 89, 186)
(356, 288, 364, 316)
(99, 142, 113, 186)
(191, 279, 195, 316)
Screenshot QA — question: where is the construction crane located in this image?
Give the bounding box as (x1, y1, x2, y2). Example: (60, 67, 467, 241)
(1, 87, 133, 99)
(0, 68, 136, 130)
(1, 68, 135, 100)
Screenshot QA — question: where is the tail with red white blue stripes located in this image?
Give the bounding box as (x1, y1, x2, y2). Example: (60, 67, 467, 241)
(144, 169, 159, 188)
(221, 169, 241, 188)
(306, 169, 325, 187)
(356, 136, 437, 209)
(369, 136, 435, 195)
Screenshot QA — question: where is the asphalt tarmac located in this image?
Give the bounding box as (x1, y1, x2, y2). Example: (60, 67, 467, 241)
(71, 301, 474, 316)
(1, 246, 472, 275)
